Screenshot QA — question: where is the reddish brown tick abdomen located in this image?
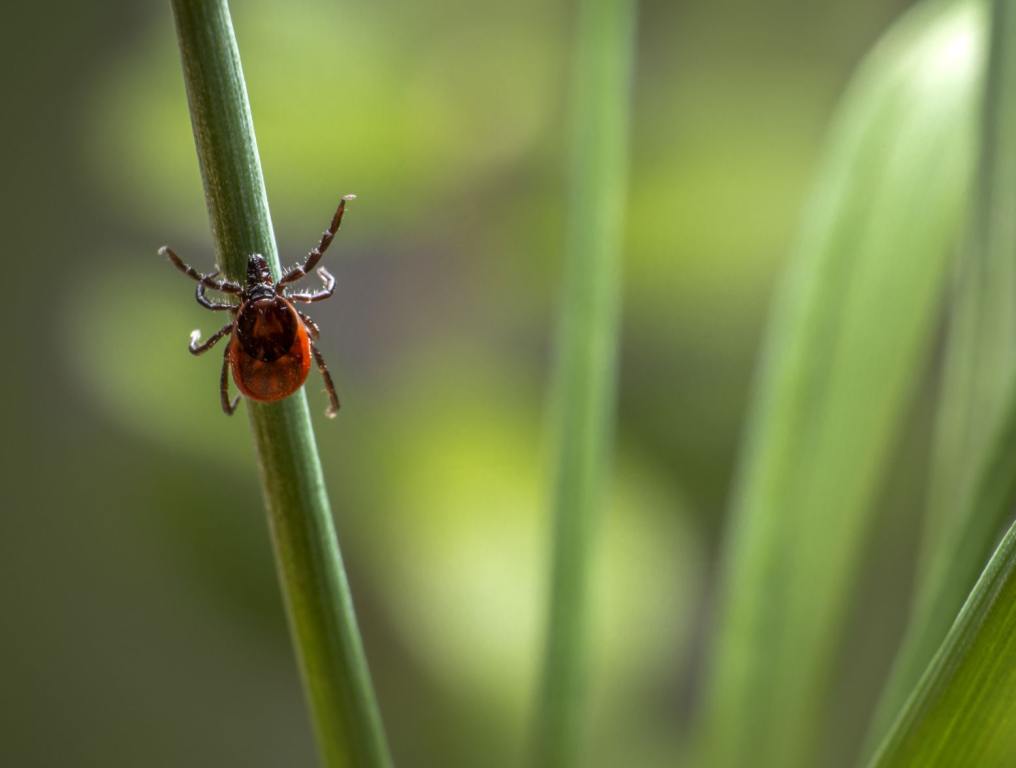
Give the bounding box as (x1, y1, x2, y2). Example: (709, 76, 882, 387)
(229, 297, 312, 402)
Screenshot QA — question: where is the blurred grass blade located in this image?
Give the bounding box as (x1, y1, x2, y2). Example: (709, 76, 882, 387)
(698, 2, 983, 767)
(533, 0, 637, 765)
(868, 0, 1016, 747)
(868, 518, 1016, 767)
(168, 1, 391, 765)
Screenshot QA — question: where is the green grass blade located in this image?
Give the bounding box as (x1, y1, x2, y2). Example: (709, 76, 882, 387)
(868, 518, 1016, 767)
(698, 2, 983, 767)
(533, 0, 637, 765)
(867, 0, 1016, 747)
(168, 2, 392, 765)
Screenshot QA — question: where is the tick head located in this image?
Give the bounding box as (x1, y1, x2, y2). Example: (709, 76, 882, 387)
(246, 253, 273, 289)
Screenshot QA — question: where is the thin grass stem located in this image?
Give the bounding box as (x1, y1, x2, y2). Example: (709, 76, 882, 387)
(168, 2, 391, 765)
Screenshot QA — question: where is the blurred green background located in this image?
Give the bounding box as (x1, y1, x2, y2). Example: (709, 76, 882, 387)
(1, 0, 922, 765)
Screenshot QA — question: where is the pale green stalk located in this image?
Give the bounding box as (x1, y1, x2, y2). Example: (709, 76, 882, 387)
(533, 0, 637, 765)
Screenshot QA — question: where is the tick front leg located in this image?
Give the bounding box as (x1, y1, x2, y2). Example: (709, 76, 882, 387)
(220, 345, 240, 415)
(279, 194, 355, 287)
(287, 267, 336, 304)
(196, 273, 238, 310)
(161, 246, 242, 294)
(310, 341, 341, 418)
(189, 322, 233, 355)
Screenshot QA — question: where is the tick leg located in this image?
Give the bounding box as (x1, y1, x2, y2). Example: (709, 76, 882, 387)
(161, 246, 242, 294)
(287, 267, 336, 303)
(310, 341, 340, 418)
(298, 311, 320, 340)
(189, 322, 233, 355)
(220, 344, 240, 415)
(196, 273, 238, 310)
(278, 194, 355, 286)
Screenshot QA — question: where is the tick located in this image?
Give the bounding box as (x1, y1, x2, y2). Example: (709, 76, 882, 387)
(161, 195, 355, 418)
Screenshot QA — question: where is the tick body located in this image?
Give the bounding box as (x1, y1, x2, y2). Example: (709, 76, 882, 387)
(161, 196, 354, 418)
(230, 295, 311, 402)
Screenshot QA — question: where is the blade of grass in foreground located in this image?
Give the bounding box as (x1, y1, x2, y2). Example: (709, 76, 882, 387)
(866, 0, 1016, 750)
(533, 0, 637, 765)
(868, 518, 1016, 767)
(698, 2, 983, 767)
(168, 1, 391, 765)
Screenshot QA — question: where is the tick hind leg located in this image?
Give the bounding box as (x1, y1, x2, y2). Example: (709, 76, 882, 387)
(310, 341, 340, 418)
(189, 322, 233, 355)
(220, 345, 240, 415)
(298, 311, 321, 339)
(278, 194, 355, 287)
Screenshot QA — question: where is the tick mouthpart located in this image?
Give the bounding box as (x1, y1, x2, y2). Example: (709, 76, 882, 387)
(246, 286, 277, 304)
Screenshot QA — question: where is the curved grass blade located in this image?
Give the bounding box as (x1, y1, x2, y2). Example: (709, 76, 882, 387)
(867, 0, 1016, 749)
(698, 2, 983, 766)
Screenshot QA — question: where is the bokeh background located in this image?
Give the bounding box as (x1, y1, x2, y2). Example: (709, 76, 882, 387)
(2, 0, 923, 765)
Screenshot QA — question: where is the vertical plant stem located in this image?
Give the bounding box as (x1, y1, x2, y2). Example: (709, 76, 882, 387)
(534, 0, 637, 765)
(168, 2, 391, 766)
